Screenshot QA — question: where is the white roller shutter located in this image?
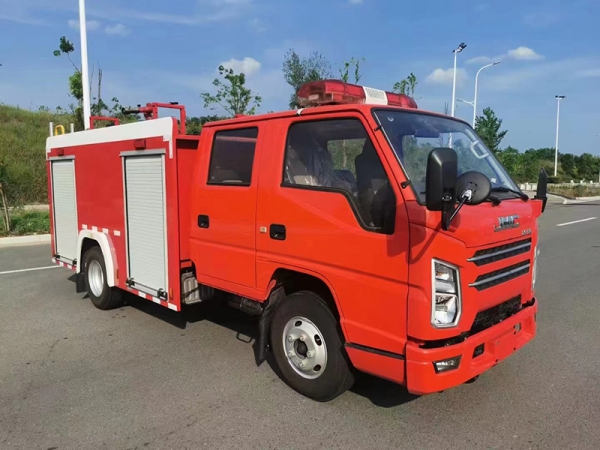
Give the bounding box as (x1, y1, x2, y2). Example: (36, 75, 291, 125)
(51, 159, 78, 262)
(124, 154, 167, 294)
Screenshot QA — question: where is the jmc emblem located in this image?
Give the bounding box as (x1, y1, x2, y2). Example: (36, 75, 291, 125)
(494, 215, 520, 232)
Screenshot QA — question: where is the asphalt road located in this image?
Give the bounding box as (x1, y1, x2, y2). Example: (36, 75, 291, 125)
(1, 200, 599, 450)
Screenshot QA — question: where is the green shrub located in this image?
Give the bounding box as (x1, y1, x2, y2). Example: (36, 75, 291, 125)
(0, 209, 50, 237)
(549, 184, 600, 199)
(0, 105, 74, 206)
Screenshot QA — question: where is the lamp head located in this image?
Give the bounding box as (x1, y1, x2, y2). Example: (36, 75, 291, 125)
(454, 42, 467, 53)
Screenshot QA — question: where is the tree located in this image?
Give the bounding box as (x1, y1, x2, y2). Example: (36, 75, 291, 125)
(54, 36, 130, 130)
(339, 57, 364, 84)
(496, 146, 521, 181)
(575, 153, 598, 181)
(282, 49, 332, 109)
(559, 153, 576, 179)
(54, 36, 85, 129)
(186, 115, 227, 135)
(201, 65, 262, 117)
(474, 107, 507, 154)
(393, 72, 418, 98)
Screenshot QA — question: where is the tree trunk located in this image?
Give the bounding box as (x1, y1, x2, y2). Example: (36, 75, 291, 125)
(0, 183, 10, 232)
(98, 68, 103, 104)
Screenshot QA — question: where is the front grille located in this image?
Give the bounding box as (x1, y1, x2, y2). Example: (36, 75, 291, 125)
(470, 295, 522, 334)
(469, 260, 530, 291)
(419, 296, 533, 349)
(468, 238, 532, 266)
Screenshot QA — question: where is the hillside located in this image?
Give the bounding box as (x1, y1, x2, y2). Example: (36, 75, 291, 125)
(0, 105, 74, 205)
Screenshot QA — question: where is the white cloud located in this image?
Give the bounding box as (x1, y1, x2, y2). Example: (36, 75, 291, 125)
(576, 68, 600, 78)
(199, 0, 252, 4)
(251, 18, 266, 32)
(507, 46, 544, 61)
(68, 19, 102, 31)
(484, 56, 599, 91)
(0, 0, 252, 27)
(89, 0, 253, 26)
(104, 23, 132, 36)
(426, 68, 467, 86)
(466, 56, 496, 65)
(220, 57, 262, 76)
(523, 11, 559, 28)
(467, 46, 544, 65)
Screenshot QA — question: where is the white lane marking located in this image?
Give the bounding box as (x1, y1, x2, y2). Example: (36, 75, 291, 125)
(556, 217, 597, 227)
(0, 266, 61, 276)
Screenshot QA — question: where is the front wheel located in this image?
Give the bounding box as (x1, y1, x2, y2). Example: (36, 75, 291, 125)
(83, 246, 124, 310)
(270, 291, 354, 402)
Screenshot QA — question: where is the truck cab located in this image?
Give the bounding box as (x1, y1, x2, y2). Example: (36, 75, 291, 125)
(185, 82, 541, 400)
(46, 81, 544, 402)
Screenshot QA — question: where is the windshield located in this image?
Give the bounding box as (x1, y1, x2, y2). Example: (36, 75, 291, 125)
(373, 109, 520, 202)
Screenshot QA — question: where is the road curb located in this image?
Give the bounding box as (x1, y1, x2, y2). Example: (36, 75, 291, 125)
(0, 234, 51, 247)
(562, 196, 600, 204)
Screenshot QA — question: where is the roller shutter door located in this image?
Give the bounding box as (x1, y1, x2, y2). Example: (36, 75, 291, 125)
(124, 155, 167, 294)
(51, 160, 78, 262)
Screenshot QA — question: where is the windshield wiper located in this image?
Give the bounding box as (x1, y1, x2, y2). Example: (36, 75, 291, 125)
(490, 186, 529, 202)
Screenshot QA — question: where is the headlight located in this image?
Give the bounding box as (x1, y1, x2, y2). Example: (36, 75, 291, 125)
(432, 260, 461, 327)
(532, 245, 539, 292)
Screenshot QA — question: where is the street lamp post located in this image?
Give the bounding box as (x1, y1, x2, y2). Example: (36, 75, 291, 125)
(451, 42, 467, 117)
(79, 0, 91, 130)
(554, 95, 566, 177)
(472, 61, 501, 127)
(458, 61, 501, 128)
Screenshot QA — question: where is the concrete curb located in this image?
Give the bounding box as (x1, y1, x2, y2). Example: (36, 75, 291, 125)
(565, 196, 600, 204)
(0, 234, 51, 248)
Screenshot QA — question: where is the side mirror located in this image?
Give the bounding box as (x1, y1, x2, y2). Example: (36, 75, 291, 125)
(456, 171, 491, 206)
(534, 168, 548, 213)
(426, 147, 458, 212)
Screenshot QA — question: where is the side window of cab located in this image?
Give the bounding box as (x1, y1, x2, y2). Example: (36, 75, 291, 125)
(282, 118, 396, 234)
(208, 127, 259, 186)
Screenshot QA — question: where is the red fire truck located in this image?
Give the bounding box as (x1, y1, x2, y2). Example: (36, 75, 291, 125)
(46, 80, 546, 402)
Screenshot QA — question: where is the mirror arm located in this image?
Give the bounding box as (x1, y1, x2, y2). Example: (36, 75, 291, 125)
(442, 188, 473, 230)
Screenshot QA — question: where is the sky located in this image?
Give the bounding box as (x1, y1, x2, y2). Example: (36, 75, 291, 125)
(1, 0, 599, 155)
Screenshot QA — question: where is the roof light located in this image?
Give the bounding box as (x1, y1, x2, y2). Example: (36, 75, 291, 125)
(297, 80, 418, 109)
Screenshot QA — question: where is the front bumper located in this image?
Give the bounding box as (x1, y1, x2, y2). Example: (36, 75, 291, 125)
(405, 298, 537, 395)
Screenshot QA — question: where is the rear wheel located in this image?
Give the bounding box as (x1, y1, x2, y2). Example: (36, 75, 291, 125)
(270, 291, 354, 402)
(83, 246, 124, 310)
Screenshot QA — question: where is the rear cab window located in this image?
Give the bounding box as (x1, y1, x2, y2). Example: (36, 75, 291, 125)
(208, 127, 259, 186)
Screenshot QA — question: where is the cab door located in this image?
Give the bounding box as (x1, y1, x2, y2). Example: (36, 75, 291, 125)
(256, 114, 411, 355)
(189, 126, 262, 291)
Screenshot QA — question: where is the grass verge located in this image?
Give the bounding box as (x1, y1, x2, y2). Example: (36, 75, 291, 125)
(549, 185, 600, 199)
(0, 209, 50, 237)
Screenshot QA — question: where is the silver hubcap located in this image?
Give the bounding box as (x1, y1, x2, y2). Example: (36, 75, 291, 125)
(88, 260, 104, 297)
(282, 316, 327, 379)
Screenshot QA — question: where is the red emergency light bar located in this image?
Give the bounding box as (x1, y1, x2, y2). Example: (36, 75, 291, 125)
(297, 80, 418, 109)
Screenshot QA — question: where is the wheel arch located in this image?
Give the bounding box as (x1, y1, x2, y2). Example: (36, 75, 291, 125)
(268, 268, 344, 323)
(76, 230, 118, 287)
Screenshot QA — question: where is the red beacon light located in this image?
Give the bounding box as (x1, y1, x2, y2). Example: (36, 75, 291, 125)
(297, 79, 418, 109)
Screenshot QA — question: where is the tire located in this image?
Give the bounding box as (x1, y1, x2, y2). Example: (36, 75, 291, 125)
(270, 291, 355, 402)
(83, 246, 124, 310)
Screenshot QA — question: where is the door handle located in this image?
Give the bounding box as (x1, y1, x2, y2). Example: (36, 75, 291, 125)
(270, 224, 286, 241)
(198, 215, 210, 229)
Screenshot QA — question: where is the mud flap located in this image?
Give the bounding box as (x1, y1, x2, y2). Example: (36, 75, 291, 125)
(75, 271, 86, 293)
(255, 286, 285, 366)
